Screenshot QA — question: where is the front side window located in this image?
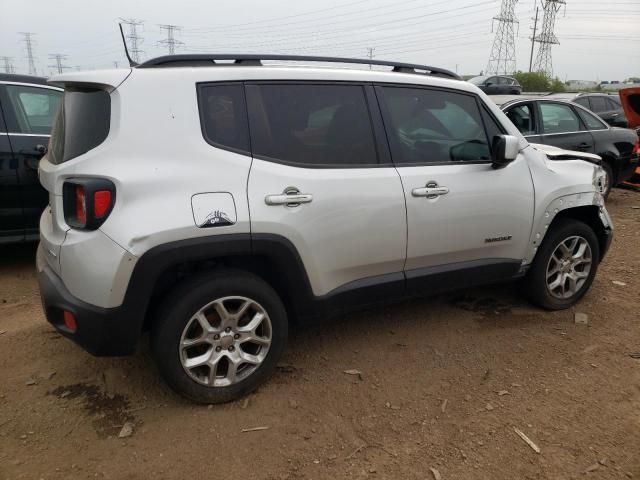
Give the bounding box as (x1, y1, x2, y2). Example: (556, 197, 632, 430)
(246, 84, 377, 166)
(540, 102, 582, 134)
(5, 85, 62, 135)
(576, 107, 608, 130)
(506, 103, 536, 135)
(381, 87, 492, 164)
(198, 84, 250, 153)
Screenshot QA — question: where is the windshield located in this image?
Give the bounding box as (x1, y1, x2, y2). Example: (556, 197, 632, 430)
(468, 76, 488, 86)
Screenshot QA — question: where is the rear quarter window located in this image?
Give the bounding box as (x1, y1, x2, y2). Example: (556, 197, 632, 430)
(197, 83, 250, 154)
(49, 87, 110, 164)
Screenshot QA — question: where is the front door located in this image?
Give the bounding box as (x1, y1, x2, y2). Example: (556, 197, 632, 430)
(246, 82, 407, 298)
(537, 101, 595, 153)
(0, 83, 62, 240)
(375, 85, 534, 293)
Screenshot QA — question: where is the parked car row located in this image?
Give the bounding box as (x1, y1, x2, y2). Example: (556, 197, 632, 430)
(491, 94, 639, 197)
(0, 72, 638, 246)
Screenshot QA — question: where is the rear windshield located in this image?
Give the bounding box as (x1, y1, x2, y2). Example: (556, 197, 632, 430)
(49, 87, 110, 164)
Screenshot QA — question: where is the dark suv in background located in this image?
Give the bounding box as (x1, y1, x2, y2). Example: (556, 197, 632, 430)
(468, 75, 522, 95)
(565, 93, 627, 127)
(0, 74, 61, 244)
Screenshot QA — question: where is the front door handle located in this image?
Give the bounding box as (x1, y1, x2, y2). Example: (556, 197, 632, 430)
(576, 142, 591, 151)
(265, 188, 313, 206)
(412, 181, 449, 199)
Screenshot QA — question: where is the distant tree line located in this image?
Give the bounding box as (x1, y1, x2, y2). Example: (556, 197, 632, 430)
(512, 71, 566, 93)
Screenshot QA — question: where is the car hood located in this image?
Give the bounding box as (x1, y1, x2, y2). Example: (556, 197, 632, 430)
(529, 143, 602, 165)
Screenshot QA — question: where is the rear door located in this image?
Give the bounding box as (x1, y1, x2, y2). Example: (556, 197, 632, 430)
(537, 101, 595, 153)
(246, 82, 407, 298)
(0, 83, 62, 239)
(0, 91, 23, 243)
(376, 85, 534, 294)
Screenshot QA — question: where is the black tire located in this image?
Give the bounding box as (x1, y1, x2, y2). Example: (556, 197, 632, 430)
(600, 161, 614, 199)
(151, 269, 287, 404)
(522, 219, 600, 310)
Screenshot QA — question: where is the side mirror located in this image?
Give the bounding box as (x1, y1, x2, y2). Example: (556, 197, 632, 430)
(485, 82, 493, 87)
(492, 135, 519, 169)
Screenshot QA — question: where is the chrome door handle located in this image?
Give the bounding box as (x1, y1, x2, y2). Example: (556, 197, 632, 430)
(265, 188, 313, 206)
(412, 181, 449, 199)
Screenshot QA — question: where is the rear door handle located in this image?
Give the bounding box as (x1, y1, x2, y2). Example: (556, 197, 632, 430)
(412, 181, 449, 199)
(576, 143, 591, 151)
(265, 188, 313, 206)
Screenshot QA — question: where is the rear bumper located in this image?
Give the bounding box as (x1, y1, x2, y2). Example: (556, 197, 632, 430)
(37, 244, 138, 356)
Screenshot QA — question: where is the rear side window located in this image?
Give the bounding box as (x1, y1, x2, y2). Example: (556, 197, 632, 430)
(198, 84, 250, 154)
(576, 107, 608, 130)
(49, 87, 110, 164)
(5, 85, 62, 135)
(381, 87, 492, 164)
(246, 84, 378, 167)
(540, 103, 582, 134)
(574, 97, 590, 109)
(589, 96, 609, 113)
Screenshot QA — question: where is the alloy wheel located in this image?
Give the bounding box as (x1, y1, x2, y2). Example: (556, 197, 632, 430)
(179, 296, 272, 387)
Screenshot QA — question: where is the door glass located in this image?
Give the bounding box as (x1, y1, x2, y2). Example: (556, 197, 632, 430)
(589, 96, 608, 113)
(574, 97, 590, 109)
(246, 84, 377, 167)
(198, 84, 250, 153)
(577, 108, 608, 130)
(381, 87, 491, 164)
(5, 85, 62, 135)
(506, 104, 536, 135)
(540, 103, 582, 133)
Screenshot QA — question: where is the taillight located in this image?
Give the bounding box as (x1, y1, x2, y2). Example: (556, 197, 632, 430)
(633, 140, 639, 155)
(63, 179, 115, 230)
(93, 190, 112, 218)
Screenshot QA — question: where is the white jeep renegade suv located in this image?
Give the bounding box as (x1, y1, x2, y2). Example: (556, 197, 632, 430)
(37, 54, 612, 403)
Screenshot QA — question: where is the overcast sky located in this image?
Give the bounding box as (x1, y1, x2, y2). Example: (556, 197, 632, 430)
(1, 0, 638, 80)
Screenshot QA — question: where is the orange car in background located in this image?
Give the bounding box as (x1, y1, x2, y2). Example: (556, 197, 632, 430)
(619, 87, 640, 188)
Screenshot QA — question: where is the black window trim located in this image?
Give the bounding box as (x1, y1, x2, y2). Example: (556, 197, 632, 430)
(374, 82, 499, 167)
(244, 80, 387, 169)
(196, 81, 253, 158)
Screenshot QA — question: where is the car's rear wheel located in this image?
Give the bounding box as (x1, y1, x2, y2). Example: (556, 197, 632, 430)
(523, 219, 600, 310)
(151, 270, 287, 404)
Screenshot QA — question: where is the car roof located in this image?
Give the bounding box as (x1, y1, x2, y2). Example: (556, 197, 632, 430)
(490, 95, 585, 109)
(0, 73, 49, 85)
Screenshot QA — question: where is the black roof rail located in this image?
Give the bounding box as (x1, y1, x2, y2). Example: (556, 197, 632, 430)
(136, 54, 461, 80)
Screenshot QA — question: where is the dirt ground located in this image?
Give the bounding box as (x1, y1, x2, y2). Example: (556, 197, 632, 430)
(0, 189, 639, 480)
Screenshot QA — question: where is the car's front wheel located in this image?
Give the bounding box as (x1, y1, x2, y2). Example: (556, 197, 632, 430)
(523, 219, 600, 310)
(151, 270, 287, 404)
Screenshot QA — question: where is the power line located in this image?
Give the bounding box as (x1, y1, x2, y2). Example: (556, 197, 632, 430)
(19, 32, 38, 75)
(486, 0, 519, 74)
(1, 57, 15, 74)
(120, 18, 144, 63)
(158, 24, 184, 55)
(48, 54, 70, 74)
(532, 0, 566, 77)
